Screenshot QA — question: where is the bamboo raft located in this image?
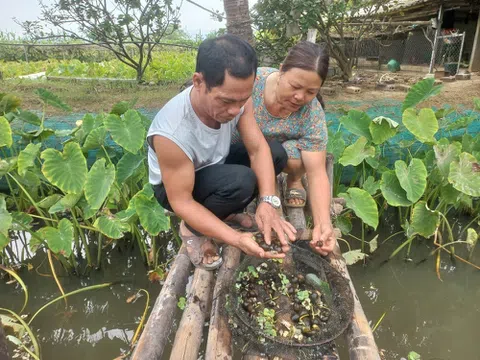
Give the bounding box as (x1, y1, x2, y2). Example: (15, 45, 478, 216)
(131, 154, 381, 360)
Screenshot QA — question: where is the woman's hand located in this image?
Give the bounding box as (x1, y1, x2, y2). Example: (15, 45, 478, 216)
(309, 223, 337, 256)
(235, 232, 286, 259)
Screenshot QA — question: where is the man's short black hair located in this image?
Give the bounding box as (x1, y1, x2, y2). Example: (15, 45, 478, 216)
(196, 34, 258, 90)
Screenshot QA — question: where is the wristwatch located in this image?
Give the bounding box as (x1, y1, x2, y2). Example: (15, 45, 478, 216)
(259, 195, 281, 209)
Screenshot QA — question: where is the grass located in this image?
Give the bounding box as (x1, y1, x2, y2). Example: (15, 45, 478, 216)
(1, 78, 182, 114)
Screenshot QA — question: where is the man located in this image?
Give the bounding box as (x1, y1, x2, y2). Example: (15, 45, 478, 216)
(147, 35, 296, 270)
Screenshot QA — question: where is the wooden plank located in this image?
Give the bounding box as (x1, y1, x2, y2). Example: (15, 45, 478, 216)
(131, 245, 193, 360)
(205, 245, 242, 360)
(170, 267, 215, 360)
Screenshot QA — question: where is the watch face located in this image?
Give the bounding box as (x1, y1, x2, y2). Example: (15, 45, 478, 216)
(272, 196, 281, 207)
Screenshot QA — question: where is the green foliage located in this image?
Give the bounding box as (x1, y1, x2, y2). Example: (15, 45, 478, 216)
(402, 78, 442, 112)
(339, 188, 378, 230)
(340, 110, 372, 140)
(0, 116, 13, 147)
(448, 153, 480, 197)
(402, 108, 438, 144)
(339, 137, 375, 166)
(0, 89, 169, 272)
(410, 201, 440, 238)
(394, 159, 427, 203)
(380, 171, 412, 207)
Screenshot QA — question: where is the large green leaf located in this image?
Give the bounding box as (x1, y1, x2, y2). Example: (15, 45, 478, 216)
(434, 139, 461, 179)
(35, 88, 71, 112)
(339, 137, 375, 166)
(326, 132, 345, 162)
(0, 196, 12, 236)
(83, 126, 107, 151)
(48, 193, 82, 214)
(134, 194, 170, 235)
(94, 215, 130, 239)
(369, 116, 398, 145)
(448, 152, 480, 196)
(402, 108, 438, 144)
(10, 212, 33, 231)
(461, 133, 480, 154)
(0, 94, 21, 115)
(14, 110, 41, 126)
(0, 233, 9, 251)
(395, 159, 427, 203)
(402, 77, 442, 112)
(339, 188, 378, 229)
(380, 171, 412, 207)
(339, 110, 372, 140)
(445, 116, 475, 131)
(0, 157, 17, 178)
(38, 194, 63, 209)
(37, 219, 74, 257)
(110, 101, 131, 115)
(41, 142, 87, 194)
(18, 143, 42, 177)
(363, 176, 380, 195)
(0, 116, 12, 147)
(440, 184, 460, 205)
(85, 159, 116, 210)
(81, 114, 96, 136)
(410, 201, 440, 238)
(104, 110, 145, 153)
(116, 152, 145, 184)
(334, 215, 352, 235)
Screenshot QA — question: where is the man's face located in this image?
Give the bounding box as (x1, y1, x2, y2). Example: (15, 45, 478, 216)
(194, 71, 255, 123)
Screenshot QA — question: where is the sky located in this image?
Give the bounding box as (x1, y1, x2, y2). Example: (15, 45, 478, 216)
(1, 0, 257, 38)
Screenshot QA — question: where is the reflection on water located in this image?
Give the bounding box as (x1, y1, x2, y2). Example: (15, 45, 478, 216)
(1, 219, 479, 360)
(0, 237, 177, 360)
(344, 229, 480, 360)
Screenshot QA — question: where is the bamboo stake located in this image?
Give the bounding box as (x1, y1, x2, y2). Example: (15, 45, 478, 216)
(169, 267, 215, 360)
(131, 245, 193, 360)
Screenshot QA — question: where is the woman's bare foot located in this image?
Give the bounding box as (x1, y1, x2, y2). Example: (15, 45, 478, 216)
(180, 221, 220, 265)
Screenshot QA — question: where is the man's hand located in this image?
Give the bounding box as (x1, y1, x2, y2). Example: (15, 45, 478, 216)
(309, 223, 336, 256)
(235, 232, 286, 259)
(255, 202, 296, 252)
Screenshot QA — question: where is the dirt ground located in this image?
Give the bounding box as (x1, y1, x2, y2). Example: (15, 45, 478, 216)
(323, 70, 480, 110)
(2, 70, 480, 115)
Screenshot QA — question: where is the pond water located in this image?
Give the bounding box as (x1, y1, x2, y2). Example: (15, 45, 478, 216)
(1, 219, 479, 360)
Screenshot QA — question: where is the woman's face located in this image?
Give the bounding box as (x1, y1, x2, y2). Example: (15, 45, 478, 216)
(276, 67, 323, 112)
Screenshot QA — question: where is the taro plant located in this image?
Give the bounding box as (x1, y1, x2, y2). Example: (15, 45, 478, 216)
(330, 79, 480, 272)
(0, 90, 170, 273)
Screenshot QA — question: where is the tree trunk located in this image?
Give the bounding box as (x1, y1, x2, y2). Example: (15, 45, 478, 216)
(223, 0, 254, 45)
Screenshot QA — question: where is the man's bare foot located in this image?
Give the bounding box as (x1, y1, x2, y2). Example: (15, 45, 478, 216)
(286, 175, 306, 206)
(225, 213, 256, 229)
(180, 221, 220, 265)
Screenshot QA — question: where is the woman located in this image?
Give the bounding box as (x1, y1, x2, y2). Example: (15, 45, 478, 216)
(232, 41, 336, 256)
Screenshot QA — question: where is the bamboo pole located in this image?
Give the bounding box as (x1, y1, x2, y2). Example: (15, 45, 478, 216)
(329, 250, 381, 360)
(169, 267, 215, 360)
(205, 245, 242, 360)
(131, 245, 193, 360)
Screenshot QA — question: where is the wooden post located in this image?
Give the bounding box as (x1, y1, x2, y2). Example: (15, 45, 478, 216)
(205, 245, 242, 360)
(170, 268, 215, 360)
(131, 245, 193, 360)
(0, 317, 10, 360)
(429, 4, 444, 74)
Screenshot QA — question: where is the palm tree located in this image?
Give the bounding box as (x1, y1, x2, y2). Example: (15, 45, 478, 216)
(223, 0, 254, 45)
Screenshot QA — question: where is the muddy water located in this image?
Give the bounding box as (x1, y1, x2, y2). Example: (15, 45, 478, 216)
(1, 221, 479, 360)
